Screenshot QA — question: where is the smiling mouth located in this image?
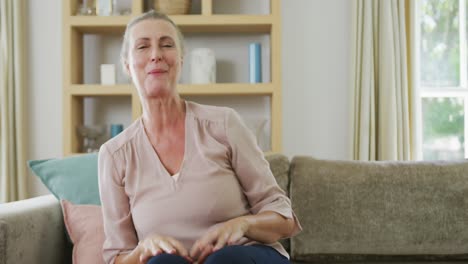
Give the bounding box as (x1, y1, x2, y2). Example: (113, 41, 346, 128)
(148, 69, 168, 75)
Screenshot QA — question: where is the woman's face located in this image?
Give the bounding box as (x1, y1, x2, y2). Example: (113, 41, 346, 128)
(126, 19, 182, 98)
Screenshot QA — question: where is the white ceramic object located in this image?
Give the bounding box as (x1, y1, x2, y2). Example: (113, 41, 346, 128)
(190, 48, 216, 84)
(97, 0, 113, 16)
(100, 64, 116, 85)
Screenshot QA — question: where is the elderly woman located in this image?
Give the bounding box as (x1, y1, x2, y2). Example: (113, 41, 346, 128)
(98, 11, 301, 264)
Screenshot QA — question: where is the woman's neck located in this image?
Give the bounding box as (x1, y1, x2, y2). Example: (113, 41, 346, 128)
(141, 97, 185, 138)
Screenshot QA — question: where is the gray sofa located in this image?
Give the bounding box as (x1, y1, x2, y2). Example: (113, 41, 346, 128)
(1, 154, 468, 264)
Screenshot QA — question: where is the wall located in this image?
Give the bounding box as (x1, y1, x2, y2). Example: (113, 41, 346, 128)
(27, 0, 63, 196)
(26, 0, 352, 197)
(282, 0, 352, 159)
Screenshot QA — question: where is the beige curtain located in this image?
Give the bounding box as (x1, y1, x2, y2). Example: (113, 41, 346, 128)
(350, 0, 416, 161)
(0, 0, 28, 202)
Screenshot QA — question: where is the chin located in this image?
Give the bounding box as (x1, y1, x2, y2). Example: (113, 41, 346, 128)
(142, 79, 176, 97)
(144, 85, 173, 98)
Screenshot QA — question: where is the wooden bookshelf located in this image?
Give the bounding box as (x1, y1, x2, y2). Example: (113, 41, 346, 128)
(62, 0, 282, 155)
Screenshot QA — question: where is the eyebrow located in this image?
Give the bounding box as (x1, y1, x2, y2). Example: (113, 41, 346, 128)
(134, 36, 175, 43)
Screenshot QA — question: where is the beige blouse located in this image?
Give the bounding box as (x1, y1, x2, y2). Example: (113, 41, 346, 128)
(98, 101, 301, 264)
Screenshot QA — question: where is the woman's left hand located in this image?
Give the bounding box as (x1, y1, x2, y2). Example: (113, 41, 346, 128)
(189, 217, 250, 263)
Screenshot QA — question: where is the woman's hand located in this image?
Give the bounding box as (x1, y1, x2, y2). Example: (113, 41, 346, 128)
(189, 217, 250, 263)
(189, 211, 295, 263)
(138, 235, 192, 263)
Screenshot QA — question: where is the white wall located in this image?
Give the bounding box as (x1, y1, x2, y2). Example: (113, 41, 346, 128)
(282, 0, 352, 159)
(27, 0, 63, 196)
(26, 0, 352, 197)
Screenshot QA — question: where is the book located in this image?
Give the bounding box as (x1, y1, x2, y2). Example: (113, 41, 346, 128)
(249, 43, 262, 83)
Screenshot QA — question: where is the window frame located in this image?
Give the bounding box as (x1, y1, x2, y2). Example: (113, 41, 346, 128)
(416, 0, 468, 159)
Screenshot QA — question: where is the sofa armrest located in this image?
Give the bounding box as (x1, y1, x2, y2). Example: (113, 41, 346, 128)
(0, 194, 71, 264)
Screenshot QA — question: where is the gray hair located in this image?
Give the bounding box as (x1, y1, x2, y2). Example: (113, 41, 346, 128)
(120, 10, 185, 72)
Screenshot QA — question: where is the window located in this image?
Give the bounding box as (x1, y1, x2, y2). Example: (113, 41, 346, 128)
(418, 0, 467, 160)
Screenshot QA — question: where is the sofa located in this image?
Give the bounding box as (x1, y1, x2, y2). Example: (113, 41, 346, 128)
(1, 154, 468, 264)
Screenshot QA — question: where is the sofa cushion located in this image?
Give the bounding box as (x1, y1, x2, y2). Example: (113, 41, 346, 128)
(28, 153, 100, 205)
(289, 156, 468, 262)
(61, 200, 105, 264)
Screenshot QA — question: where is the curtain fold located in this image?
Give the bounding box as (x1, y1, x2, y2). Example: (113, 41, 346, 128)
(406, 0, 421, 160)
(350, 0, 415, 161)
(0, 0, 28, 202)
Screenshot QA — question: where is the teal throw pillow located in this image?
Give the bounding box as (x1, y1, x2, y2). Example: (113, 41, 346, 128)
(28, 153, 101, 205)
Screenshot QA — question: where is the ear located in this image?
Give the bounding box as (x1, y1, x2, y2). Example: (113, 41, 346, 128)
(124, 60, 131, 76)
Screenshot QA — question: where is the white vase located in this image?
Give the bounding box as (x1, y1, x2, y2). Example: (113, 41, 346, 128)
(190, 48, 216, 84)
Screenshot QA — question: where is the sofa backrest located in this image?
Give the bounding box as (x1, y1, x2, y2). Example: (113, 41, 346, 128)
(289, 156, 468, 262)
(265, 154, 290, 196)
(265, 153, 291, 252)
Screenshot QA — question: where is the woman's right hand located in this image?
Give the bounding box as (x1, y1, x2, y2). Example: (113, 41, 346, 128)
(138, 235, 192, 263)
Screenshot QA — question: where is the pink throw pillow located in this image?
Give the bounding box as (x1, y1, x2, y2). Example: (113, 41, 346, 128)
(61, 199, 105, 264)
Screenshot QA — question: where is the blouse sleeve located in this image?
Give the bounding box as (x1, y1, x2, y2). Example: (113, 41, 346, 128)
(224, 109, 302, 237)
(98, 144, 138, 264)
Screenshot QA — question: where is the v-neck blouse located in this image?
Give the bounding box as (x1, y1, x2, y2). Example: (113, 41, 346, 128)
(172, 172, 180, 181)
(98, 101, 302, 264)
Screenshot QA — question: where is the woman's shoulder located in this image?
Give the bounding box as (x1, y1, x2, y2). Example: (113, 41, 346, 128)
(101, 118, 142, 155)
(186, 100, 235, 124)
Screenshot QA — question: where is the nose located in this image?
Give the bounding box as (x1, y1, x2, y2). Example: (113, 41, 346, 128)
(151, 46, 162, 62)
